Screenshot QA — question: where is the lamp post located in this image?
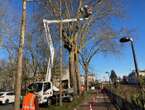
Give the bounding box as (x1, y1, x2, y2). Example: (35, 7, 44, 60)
(120, 37, 139, 80)
(106, 72, 110, 82)
(106, 72, 110, 86)
(120, 37, 145, 106)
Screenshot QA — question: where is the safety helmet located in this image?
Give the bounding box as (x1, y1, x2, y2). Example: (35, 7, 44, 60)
(27, 86, 35, 92)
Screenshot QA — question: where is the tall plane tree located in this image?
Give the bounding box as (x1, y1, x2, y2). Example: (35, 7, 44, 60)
(29, 0, 125, 95)
(79, 26, 122, 91)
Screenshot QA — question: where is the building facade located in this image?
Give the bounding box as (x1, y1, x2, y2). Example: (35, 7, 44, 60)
(127, 70, 145, 84)
(80, 73, 96, 86)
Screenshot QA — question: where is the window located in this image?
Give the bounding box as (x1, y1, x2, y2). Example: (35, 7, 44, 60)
(0, 93, 3, 96)
(43, 83, 51, 92)
(7, 92, 14, 95)
(28, 83, 43, 92)
(62, 80, 68, 89)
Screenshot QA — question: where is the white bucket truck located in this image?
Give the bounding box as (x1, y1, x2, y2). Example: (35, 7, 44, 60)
(27, 19, 73, 106)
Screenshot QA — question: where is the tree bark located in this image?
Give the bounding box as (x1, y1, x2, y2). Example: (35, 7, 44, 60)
(69, 50, 77, 96)
(74, 47, 81, 95)
(14, 0, 26, 110)
(84, 64, 89, 91)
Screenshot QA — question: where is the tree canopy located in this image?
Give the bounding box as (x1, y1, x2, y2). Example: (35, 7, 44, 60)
(110, 70, 118, 83)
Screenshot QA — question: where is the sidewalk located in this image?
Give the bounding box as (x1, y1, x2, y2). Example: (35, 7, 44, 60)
(74, 92, 116, 110)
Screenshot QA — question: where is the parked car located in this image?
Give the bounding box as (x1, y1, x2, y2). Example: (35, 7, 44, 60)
(62, 94, 73, 102)
(0, 91, 15, 104)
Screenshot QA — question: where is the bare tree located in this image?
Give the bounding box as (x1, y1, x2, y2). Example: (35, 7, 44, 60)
(23, 0, 125, 96)
(0, 0, 126, 97)
(79, 26, 121, 91)
(0, 0, 21, 93)
(14, 0, 27, 110)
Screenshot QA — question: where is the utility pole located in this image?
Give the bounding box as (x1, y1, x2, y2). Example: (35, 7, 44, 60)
(14, 0, 26, 110)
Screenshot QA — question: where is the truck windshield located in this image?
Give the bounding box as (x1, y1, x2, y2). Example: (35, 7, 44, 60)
(0, 93, 3, 96)
(62, 80, 68, 89)
(28, 83, 43, 92)
(44, 82, 51, 92)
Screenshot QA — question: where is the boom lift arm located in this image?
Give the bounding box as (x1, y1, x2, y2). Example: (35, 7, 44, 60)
(43, 20, 54, 82)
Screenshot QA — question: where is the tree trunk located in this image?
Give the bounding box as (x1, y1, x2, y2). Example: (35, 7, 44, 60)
(74, 47, 81, 95)
(69, 50, 77, 96)
(84, 64, 89, 91)
(14, 0, 26, 110)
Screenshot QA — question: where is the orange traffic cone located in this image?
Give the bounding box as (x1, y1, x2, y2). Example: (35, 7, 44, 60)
(89, 104, 93, 110)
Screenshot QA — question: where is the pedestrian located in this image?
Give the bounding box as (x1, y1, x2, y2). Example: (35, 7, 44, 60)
(22, 87, 39, 110)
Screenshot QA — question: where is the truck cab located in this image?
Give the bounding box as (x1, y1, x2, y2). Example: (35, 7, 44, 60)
(27, 81, 56, 105)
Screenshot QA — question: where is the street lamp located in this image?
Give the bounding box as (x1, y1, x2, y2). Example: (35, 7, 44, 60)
(120, 37, 139, 79)
(106, 72, 110, 83)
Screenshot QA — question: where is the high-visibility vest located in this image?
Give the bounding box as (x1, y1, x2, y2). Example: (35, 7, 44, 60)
(22, 93, 36, 110)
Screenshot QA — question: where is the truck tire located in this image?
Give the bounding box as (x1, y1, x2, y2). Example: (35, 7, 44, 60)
(5, 99, 9, 104)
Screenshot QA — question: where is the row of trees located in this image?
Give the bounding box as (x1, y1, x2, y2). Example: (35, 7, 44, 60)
(34, 0, 125, 95)
(0, 0, 128, 99)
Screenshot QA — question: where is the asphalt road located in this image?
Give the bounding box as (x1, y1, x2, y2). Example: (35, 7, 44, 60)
(0, 104, 13, 110)
(0, 104, 46, 110)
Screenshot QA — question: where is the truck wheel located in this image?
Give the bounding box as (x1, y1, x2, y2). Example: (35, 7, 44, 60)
(5, 99, 9, 104)
(46, 98, 52, 106)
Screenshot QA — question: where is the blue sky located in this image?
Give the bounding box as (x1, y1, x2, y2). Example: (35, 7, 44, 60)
(91, 0, 145, 80)
(0, 0, 145, 80)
